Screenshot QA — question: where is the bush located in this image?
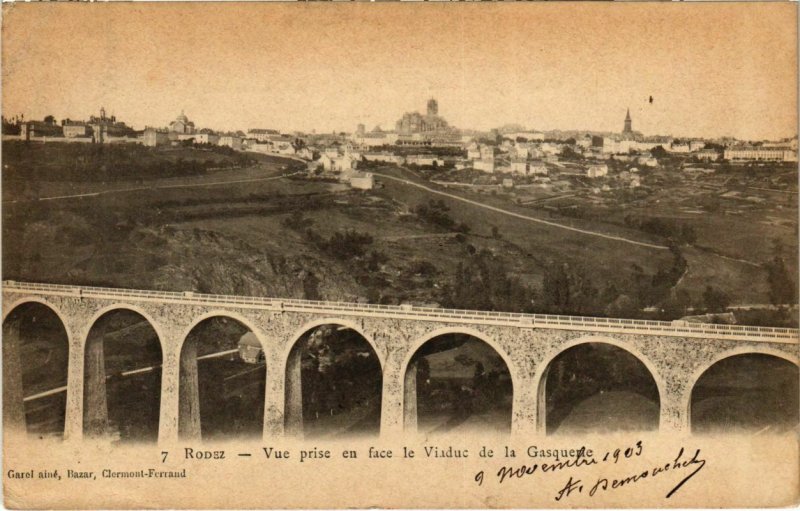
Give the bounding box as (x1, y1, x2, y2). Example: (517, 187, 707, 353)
(310, 229, 374, 260)
(415, 199, 471, 233)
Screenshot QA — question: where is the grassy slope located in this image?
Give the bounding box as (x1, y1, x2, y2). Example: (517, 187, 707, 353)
(3, 144, 796, 320)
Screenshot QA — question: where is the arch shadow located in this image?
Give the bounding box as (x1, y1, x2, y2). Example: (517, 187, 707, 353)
(283, 318, 384, 439)
(533, 336, 663, 435)
(177, 311, 268, 441)
(81, 305, 164, 443)
(687, 347, 799, 433)
(3, 299, 71, 438)
(401, 327, 517, 436)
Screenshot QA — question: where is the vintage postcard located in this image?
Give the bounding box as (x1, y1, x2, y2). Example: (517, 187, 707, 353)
(1, 1, 798, 509)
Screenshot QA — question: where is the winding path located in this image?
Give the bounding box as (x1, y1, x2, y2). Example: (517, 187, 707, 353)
(374, 172, 669, 250)
(5, 172, 299, 204)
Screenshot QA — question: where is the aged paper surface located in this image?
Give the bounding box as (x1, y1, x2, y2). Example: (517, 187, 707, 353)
(1, 2, 798, 509)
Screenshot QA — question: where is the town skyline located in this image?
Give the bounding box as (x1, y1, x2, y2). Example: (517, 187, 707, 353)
(4, 99, 798, 144)
(3, 3, 797, 140)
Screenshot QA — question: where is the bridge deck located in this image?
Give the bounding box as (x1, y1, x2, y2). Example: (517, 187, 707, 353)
(3, 281, 798, 343)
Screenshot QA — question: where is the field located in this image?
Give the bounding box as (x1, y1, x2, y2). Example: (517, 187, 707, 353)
(3, 142, 797, 325)
(417, 161, 798, 314)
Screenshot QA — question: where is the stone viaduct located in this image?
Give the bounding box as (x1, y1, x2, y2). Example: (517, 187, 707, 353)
(3, 281, 798, 444)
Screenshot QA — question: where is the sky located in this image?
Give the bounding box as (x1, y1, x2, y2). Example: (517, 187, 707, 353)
(2, 2, 797, 140)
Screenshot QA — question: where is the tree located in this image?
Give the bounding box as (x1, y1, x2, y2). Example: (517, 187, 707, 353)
(650, 146, 668, 158)
(541, 263, 571, 313)
(703, 285, 730, 313)
(367, 251, 389, 272)
(43, 114, 56, 125)
(324, 230, 373, 260)
(560, 146, 582, 160)
(660, 289, 693, 319)
(764, 238, 797, 306)
(441, 250, 534, 313)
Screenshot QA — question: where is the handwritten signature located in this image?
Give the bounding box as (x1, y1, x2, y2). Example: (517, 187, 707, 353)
(554, 447, 706, 501)
(475, 443, 706, 501)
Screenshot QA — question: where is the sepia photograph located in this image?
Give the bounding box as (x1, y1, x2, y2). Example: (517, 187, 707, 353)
(1, 2, 798, 508)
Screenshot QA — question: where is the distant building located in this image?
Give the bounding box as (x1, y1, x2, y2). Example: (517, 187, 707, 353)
(297, 147, 314, 160)
(169, 111, 195, 134)
(20, 120, 62, 140)
(689, 140, 706, 152)
(320, 153, 358, 172)
(586, 163, 608, 178)
(405, 155, 444, 167)
(238, 332, 263, 364)
(351, 130, 399, 147)
(528, 162, 548, 175)
(244, 141, 272, 153)
(473, 158, 495, 173)
(539, 142, 562, 156)
(87, 107, 136, 143)
(509, 159, 528, 175)
(247, 129, 280, 142)
(669, 143, 691, 153)
(466, 142, 481, 160)
(62, 121, 88, 138)
(514, 143, 531, 159)
(427, 98, 438, 116)
(218, 135, 243, 150)
(623, 108, 633, 136)
(192, 132, 219, 145)
(363, 152, 404, 164)
(724, 147, 797, 162)
(142, 127, 170, 147)
(638, 155, 659, 167)
(696, 149, 720, 161)
(349, 171, 374, 190)
(395, 98, 459, 144)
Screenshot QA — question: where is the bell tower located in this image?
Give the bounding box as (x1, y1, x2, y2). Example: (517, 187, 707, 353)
(427, 98, 438, 117)
(623, 108, 632, 134)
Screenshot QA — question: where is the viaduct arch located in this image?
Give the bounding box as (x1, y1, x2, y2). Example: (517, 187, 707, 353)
(400, 327, 518, 435)
(2, 298, 72, 436)
(686, 346, 799, 432)
(533, 336, 664, 434)
(80, 305, 164, 441)
(177, 311, 269, 440)
(282, 319, 383, 438)
(2, 282, 797, 443)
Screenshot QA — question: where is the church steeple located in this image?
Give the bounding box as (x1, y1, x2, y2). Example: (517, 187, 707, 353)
(623, 108, 632, 134)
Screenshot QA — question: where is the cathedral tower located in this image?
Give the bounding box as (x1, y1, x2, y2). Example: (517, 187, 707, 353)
(427, 98, 438, 117)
